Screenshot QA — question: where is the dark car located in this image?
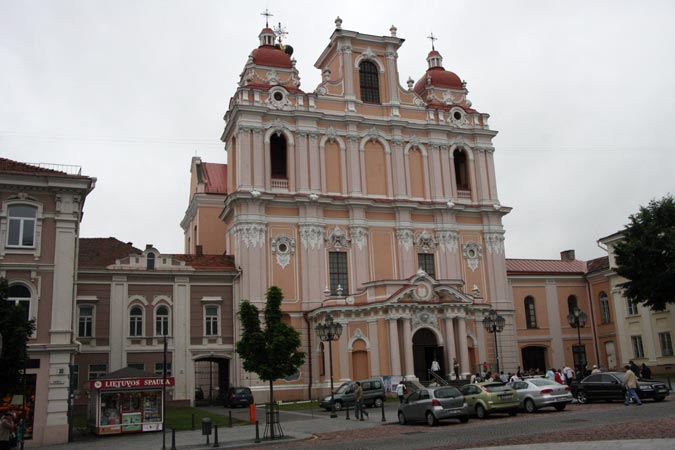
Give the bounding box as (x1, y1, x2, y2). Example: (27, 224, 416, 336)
(223, 387, 254, 408)
(571, 372, 670, 404)
(397, 386, 469, 426)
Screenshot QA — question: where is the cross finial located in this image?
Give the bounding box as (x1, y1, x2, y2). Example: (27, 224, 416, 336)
(273, 21, 288, 43)
(427, 32, 437, 51)
(261, 8, 273, 27)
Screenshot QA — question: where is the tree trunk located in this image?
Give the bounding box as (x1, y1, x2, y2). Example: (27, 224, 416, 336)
(269, 379, 275, 439)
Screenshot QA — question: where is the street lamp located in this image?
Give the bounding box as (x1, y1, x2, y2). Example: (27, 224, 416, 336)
(567, 306, 588, 375)
(315, 313, 343, 418)
(482, 309, 506, 375)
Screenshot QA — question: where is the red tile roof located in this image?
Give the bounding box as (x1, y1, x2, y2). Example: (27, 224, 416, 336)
(506, 258, 587, 274)
(201, 162, 228, 194)
(586, 256, 609, 274)
(0, 157, 68, 175)
(172, 254, 235, 270)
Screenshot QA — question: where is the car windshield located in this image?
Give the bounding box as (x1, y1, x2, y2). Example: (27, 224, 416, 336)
(530, 379, 557, 387)
(483, 383, 511, 392)
(233, 388, 250, 394)
(336, 383, 352, 394)
(435, 387, 461, 398)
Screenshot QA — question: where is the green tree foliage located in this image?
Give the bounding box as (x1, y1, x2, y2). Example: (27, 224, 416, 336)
(615, 195, 675, 311)
(236, 286, 305, 404)
(0, 278, 36, 397)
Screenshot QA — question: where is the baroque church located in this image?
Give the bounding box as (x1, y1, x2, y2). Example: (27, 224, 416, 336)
(182, 17, 516, 401)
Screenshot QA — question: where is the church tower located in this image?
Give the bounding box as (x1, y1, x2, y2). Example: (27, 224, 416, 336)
(220, 16, 515, 400)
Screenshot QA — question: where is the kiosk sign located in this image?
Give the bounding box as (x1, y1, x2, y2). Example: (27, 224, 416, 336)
(90, 377, 175, 390)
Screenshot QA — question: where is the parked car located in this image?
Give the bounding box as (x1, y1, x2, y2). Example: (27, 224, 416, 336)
(223, 387, 254, 408)
(571, 372, 670, 404)
(319, 377, 385, 411)
(459, 382, 519, 419)
(509, 378, 573, 412)
(397, 386, 469, 426)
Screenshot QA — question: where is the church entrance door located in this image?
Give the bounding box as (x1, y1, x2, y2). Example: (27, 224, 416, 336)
(413, 328, 444, 383)
(521, 346, 547, 374)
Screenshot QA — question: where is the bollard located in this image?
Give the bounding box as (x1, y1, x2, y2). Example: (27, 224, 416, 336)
(191, 413, 195, 431)
(213, 425, 219, 447)
(381, 400, 386, 422)
(228, 410, 232, 428)
(254, 420, 261, 443)
(170, 428, 176, 450)
(345, 405, 350, 420)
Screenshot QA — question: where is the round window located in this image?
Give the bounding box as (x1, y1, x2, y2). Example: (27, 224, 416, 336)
(467, 249, 476, 258)
(273, 91, 284, 102)
(278, 243, 288, 253)
(453, 111, 462, 120)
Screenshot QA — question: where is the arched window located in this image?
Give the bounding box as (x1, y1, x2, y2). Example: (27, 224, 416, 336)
(359, 61, 380, 103)
(155, 305, 170, 336)
(524, 296, 537, 329)
(270, 133, 287, 179)
(567, 295, 578, 316)
(147, 253, 155, 270)
(453, 149, 469, 191)
(599, 292, 611, 324)
(8, 283, 32, 321)
(129, 305, 144, 337)
(7, 204, 37, 247)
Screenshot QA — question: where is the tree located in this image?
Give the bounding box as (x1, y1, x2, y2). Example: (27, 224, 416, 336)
(236, 286, 305, 418)
(614, 195, 675, 311)
(0, 278, 36, 397)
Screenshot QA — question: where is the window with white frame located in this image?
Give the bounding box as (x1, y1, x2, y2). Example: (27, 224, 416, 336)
(599, 292, 611, 324)
(659, 332, 674, 357)
(417, 253, 436, 279)
(631, 335, 645, 359)
(7, 204, 37, 247)
(78, 305, 94, 337)
(155, 362, 172, 377)
(7, 283, 32, 322)
(329, 251, 349, 295)
(627, 298, 639, 316)
(129, 305, 144, 337)
(204, 305, 219, 336)
(88, 364, 107, 380)
(155, 305, 170, 336)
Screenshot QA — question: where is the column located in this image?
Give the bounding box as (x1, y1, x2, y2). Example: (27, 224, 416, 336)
(173, 277, 190, 400)
(457, 317, 470, 376)
(444, 317, 457, 377)
(388, 318, 402, 378)
(368, 319, 380, 376)
(402, 317, 415, 378)
(339, 323, 350, 382)
(252, 128, 264, 189)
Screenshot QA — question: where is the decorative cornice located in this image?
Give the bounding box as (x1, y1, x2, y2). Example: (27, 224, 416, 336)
(299, 224, 324, 250)
(233, 222, 266, 248)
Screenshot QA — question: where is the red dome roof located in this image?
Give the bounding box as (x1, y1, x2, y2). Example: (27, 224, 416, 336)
(251, 45, 292, 69)
(414, 67, 463, 96)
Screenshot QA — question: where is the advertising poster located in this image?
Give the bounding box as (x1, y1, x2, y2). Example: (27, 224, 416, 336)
(122, 412, 142, 432)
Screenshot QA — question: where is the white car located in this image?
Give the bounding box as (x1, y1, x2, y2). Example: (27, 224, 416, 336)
(509, 378, 573, 413)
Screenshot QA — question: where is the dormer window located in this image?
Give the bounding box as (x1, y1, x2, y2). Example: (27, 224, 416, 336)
(147, 253, 155, 270)
(359, 61, 380, 104)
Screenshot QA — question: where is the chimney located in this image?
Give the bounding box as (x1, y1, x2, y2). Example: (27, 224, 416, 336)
(196, 245, 203, 256)
(145, 244, 153, 250)
(560, 249, 576, 261)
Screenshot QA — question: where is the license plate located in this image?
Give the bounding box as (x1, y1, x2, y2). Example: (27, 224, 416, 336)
(499, 394, 511, 399)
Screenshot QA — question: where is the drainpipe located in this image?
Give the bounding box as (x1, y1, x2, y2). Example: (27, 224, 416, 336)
(303, 313, 313, 400)
(585, 271, 601, 367)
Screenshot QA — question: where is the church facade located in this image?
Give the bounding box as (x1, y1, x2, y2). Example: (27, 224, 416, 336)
(184, 19, 517, 401)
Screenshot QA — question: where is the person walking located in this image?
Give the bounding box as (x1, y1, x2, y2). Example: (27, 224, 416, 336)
(354, 381, 369, 420)
(395, 379, 407, 404)
(563, 365, 575, 385)
(430, 359, 441, 378)
(623, 364, 642, 406)
(0, 412, 15, 450)
(453, 358, 460, 380)
(641, 363, 652, 379)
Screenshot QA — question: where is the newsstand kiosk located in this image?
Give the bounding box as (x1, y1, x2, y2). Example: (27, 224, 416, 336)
(88, 368, 175, 435)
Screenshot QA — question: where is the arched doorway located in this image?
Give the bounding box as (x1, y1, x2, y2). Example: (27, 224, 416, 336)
(351, 339, 369, 380)
(194, 357, 230, 406)
(521, 346, 547, 374)
(413, 328, 444, 383)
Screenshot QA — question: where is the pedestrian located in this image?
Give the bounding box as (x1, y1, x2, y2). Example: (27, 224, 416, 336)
(0, 412, 14, 450)
(554, 369, 564, 384)
(623, 364, 642, 406)
(509, 372, 520, 383)
(591, 364, 601, 374)
(430, 359, 441, 377)
(15, 418, 24, 450)
(563, 365, 575, 384)
(629, 360, 640, 377)
(354, 381, 369, 420)
(395, 379, 407, 403)
(545, 368, 555, 380)
(640, 363, 652, 380)
(499, 371, 508, 382)
(453, 358, 460, 379)
(482, 361, 488, 377)
(516, 366, 523, 379)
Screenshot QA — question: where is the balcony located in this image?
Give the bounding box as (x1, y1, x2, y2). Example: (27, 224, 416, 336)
(271, 178, 288, 189)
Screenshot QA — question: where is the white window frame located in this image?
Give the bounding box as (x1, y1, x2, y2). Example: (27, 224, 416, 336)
(659, 332, 674, 357)
(599, 292, 611, 324)
(7, 282, 37, 337)
(6, 203, 37, 248)
(204, 304, 220, 337)
(1, 199, 43, 258)
(631, 335, 645, 359)
(78, 304, 95, 338)
(154, 304, 171, 337)
(627, 298, 639, 316)
(129, 305, 145, 337)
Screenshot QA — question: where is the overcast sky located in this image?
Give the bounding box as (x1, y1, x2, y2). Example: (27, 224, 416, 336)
(2, 0, 674, 261)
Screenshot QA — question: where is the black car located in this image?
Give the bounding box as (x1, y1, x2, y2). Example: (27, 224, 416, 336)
(571, 372, 670, 404)
(223, 387, 254, 408)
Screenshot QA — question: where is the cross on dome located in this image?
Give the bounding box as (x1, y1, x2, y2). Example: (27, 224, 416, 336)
(273, 21, 288, 43)
(427, 32, 438, 51)
(261, 8, 273, 27)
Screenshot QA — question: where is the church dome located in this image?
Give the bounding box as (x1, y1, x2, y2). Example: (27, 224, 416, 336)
(413, 50, 463, 96)
(251, 46, 293, 69)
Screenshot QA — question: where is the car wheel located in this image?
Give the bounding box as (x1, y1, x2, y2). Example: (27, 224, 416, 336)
(476, 404, 487, 419)
(554, 404, 566, 411)
(459, 415, 469, 423)
(398, 411, 407, 425)
(426, 412, 438, 427)
(576, 391, 588, 404)
(508, 410, 518, 416)
(654, 396, 665, 402)
(374, 397, 384, 408)
(524, 399, 537, 413)
(334, 400, 343, 411)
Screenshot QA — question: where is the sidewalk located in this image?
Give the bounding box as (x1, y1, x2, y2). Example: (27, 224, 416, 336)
(470, 440, 675, 450)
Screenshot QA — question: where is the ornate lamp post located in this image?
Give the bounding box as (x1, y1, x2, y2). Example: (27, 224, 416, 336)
(482, 309, 506, 375)
(315, 314, 343, 418)
(567, 306, 588, 375)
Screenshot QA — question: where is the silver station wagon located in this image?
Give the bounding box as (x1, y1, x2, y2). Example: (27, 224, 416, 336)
(397, 386, 469, 426)
(509, 378, 573, 413)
